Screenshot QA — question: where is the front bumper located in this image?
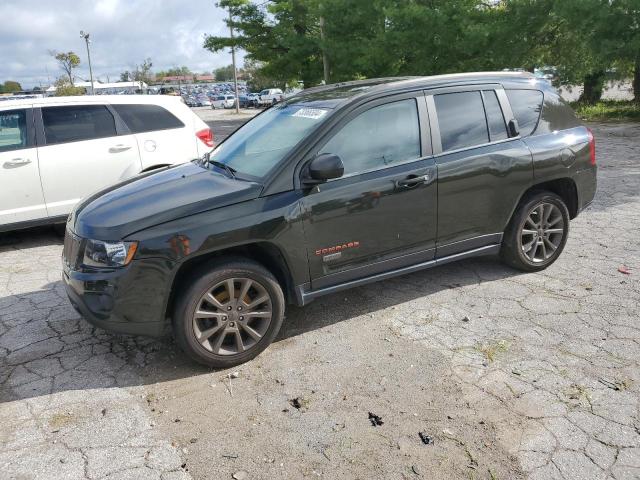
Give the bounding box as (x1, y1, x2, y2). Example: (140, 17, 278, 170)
(62, 258, 170, 337)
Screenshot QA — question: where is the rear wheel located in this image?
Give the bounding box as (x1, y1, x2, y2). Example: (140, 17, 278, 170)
(173, 258, 285, 368)
(501, 191, 570, 272)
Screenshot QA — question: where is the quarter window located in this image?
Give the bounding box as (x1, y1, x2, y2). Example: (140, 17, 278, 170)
(482, 90, 508, 141)
(434, 91, 488, 152)
(0, 109, 28, 152)
(42, 105, 116, 145)
(112, 104, 184, 133)
(320, 98, 421, 176)
(505, 89, 543, 137)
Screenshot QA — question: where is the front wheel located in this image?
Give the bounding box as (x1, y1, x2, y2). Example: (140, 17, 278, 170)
(501, 191, 570, 272)
(173, 259, 285, 368)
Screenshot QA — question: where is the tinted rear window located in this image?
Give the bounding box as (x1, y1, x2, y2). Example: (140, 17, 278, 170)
(482, 90, 508, 141)
(434, 91, 488, 152)
(113, 104, 184, 134)
(505, 89, 543, 137)
(42, 105, 116, 145)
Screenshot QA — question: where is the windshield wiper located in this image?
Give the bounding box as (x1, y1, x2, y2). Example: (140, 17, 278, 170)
(198, 152, 237, 179)
(209, 159, 237, 179)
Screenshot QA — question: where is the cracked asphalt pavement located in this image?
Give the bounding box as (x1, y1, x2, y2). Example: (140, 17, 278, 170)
(1, 122, 638, 479)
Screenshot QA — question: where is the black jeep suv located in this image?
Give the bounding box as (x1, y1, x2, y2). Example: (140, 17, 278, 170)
(63, 73, 597, 367)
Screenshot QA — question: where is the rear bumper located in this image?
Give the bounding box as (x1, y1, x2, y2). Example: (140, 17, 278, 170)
(62, 259, 170, 337)
(574, 166, 597, 214)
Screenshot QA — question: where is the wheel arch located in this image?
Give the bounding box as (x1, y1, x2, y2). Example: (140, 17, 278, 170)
(517, 177, 579, 220)
(165, 241, 296, 321)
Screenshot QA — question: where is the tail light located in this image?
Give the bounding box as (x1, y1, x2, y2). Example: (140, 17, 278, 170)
(196, 128, 214, 148)
(587, 128, 596, 165)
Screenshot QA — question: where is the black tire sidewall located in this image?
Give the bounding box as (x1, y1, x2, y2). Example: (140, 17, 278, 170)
(174, 261, 285, 368)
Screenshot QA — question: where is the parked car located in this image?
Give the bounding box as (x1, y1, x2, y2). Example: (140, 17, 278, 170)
(0, 95, 214, 231)
(256, 88, 284, 107)
(63, 72, 596, 368)
(238, 93, 259, 108)
(212, 94, 236, 109)
(197, 96, 212, 107)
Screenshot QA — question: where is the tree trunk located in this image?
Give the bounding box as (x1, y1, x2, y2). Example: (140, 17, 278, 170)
(580, 71, 605, 104)
(634, 56, 640, 104)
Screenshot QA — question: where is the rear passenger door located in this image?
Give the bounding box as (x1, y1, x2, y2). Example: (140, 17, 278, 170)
(112, 104, 191, 168)
(36, 104, 141, 217)
(0, 107, 48, 225)
(426, 86, 533, 256)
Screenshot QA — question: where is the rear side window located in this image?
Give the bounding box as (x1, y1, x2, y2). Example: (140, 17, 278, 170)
(0, 109, 28, 152)
(506, 89, 543, 137)
(321, 98, 421, 175)
(42, 105, 116, 145)
(434, 91, 488, 151)
(112, 104, 184, 134)
(482, 90, 508, 141)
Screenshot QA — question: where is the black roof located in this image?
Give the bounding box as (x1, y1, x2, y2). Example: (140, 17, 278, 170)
(287, 72, 544, 109)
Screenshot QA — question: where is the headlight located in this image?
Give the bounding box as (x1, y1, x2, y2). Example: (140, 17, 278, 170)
(83, 240, 138, 268)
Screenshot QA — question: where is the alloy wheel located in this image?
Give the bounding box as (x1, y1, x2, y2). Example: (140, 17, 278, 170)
(192, 277, 273, 356)
(519, 202, 565, 263)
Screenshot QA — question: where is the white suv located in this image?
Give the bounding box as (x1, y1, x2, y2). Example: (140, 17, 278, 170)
(0, 95, 214, 231)
(256, 89, 284, 107)
(211, 94, 236, 109)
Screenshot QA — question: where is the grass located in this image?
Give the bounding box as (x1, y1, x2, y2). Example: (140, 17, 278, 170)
(571, 100, 640, 122)
(475, 339, 509, 363)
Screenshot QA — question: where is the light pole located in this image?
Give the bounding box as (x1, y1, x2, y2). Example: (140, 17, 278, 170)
(80, 30, 95, 95)
(228, 9, 240, 114)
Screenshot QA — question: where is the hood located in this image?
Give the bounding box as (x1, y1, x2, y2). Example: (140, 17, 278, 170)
(69, 162, 262, 240)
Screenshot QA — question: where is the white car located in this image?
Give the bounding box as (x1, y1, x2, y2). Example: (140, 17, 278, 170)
(212, 94, 236, 109)
(0, 95, 214, 231)
(256, 88, 284, 107)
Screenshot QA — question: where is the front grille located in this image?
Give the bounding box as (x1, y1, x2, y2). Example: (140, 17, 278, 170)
(63, 230, 83, 270)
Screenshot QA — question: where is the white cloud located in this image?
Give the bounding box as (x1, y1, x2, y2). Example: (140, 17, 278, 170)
(0, 0, 242, 88)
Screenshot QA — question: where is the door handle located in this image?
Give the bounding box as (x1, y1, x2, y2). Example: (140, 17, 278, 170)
(3, 157, 31, 168)
(109, 144, 132, 153)
(395, 173, 432, 188)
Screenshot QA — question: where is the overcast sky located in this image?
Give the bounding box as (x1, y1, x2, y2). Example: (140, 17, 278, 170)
(0, 0, 244, 88)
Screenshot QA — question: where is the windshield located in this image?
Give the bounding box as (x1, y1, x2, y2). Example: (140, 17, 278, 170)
(209, 104, 330, 179)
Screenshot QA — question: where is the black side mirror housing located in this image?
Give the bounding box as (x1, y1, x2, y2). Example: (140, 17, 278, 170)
(304, 153, 344, 184)
(508, 119, 520, 137)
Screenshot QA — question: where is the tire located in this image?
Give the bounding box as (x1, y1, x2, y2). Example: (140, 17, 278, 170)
(173, 258, 285, 368)
(501, 191, 570, 272)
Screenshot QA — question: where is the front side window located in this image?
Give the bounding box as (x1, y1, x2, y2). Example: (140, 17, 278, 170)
(210, 103, 330, 179)
(0, 109, 28, 152)
(434, 91, 488, 152)
(42, 105, 116, 145)
(320, 98, 421, 176)
(112, 104, 184, 134)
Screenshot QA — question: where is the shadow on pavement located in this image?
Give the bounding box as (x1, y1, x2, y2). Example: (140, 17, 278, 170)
(0, 227, 521, 404)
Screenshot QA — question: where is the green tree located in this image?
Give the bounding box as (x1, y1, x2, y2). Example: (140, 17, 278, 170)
(156, 66, 193, 80)
(204, 0, 325, 88)
(50, 51, 81, 85)
(0, 81, 22, 93)
(53, 76, 85, 96)
(243, 59, 281, 90)
(598, 0, 640, 102)
(214, 64, 236, 81)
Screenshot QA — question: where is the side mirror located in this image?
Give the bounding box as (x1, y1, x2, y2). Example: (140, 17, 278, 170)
(304, 153, 344, 184)
(508, 119, 520, 137)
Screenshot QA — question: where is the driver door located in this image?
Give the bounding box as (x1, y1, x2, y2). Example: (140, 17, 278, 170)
(300, 94, 438, 290)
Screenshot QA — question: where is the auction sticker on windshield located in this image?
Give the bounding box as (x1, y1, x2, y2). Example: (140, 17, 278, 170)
(292, 107, 328, 120)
